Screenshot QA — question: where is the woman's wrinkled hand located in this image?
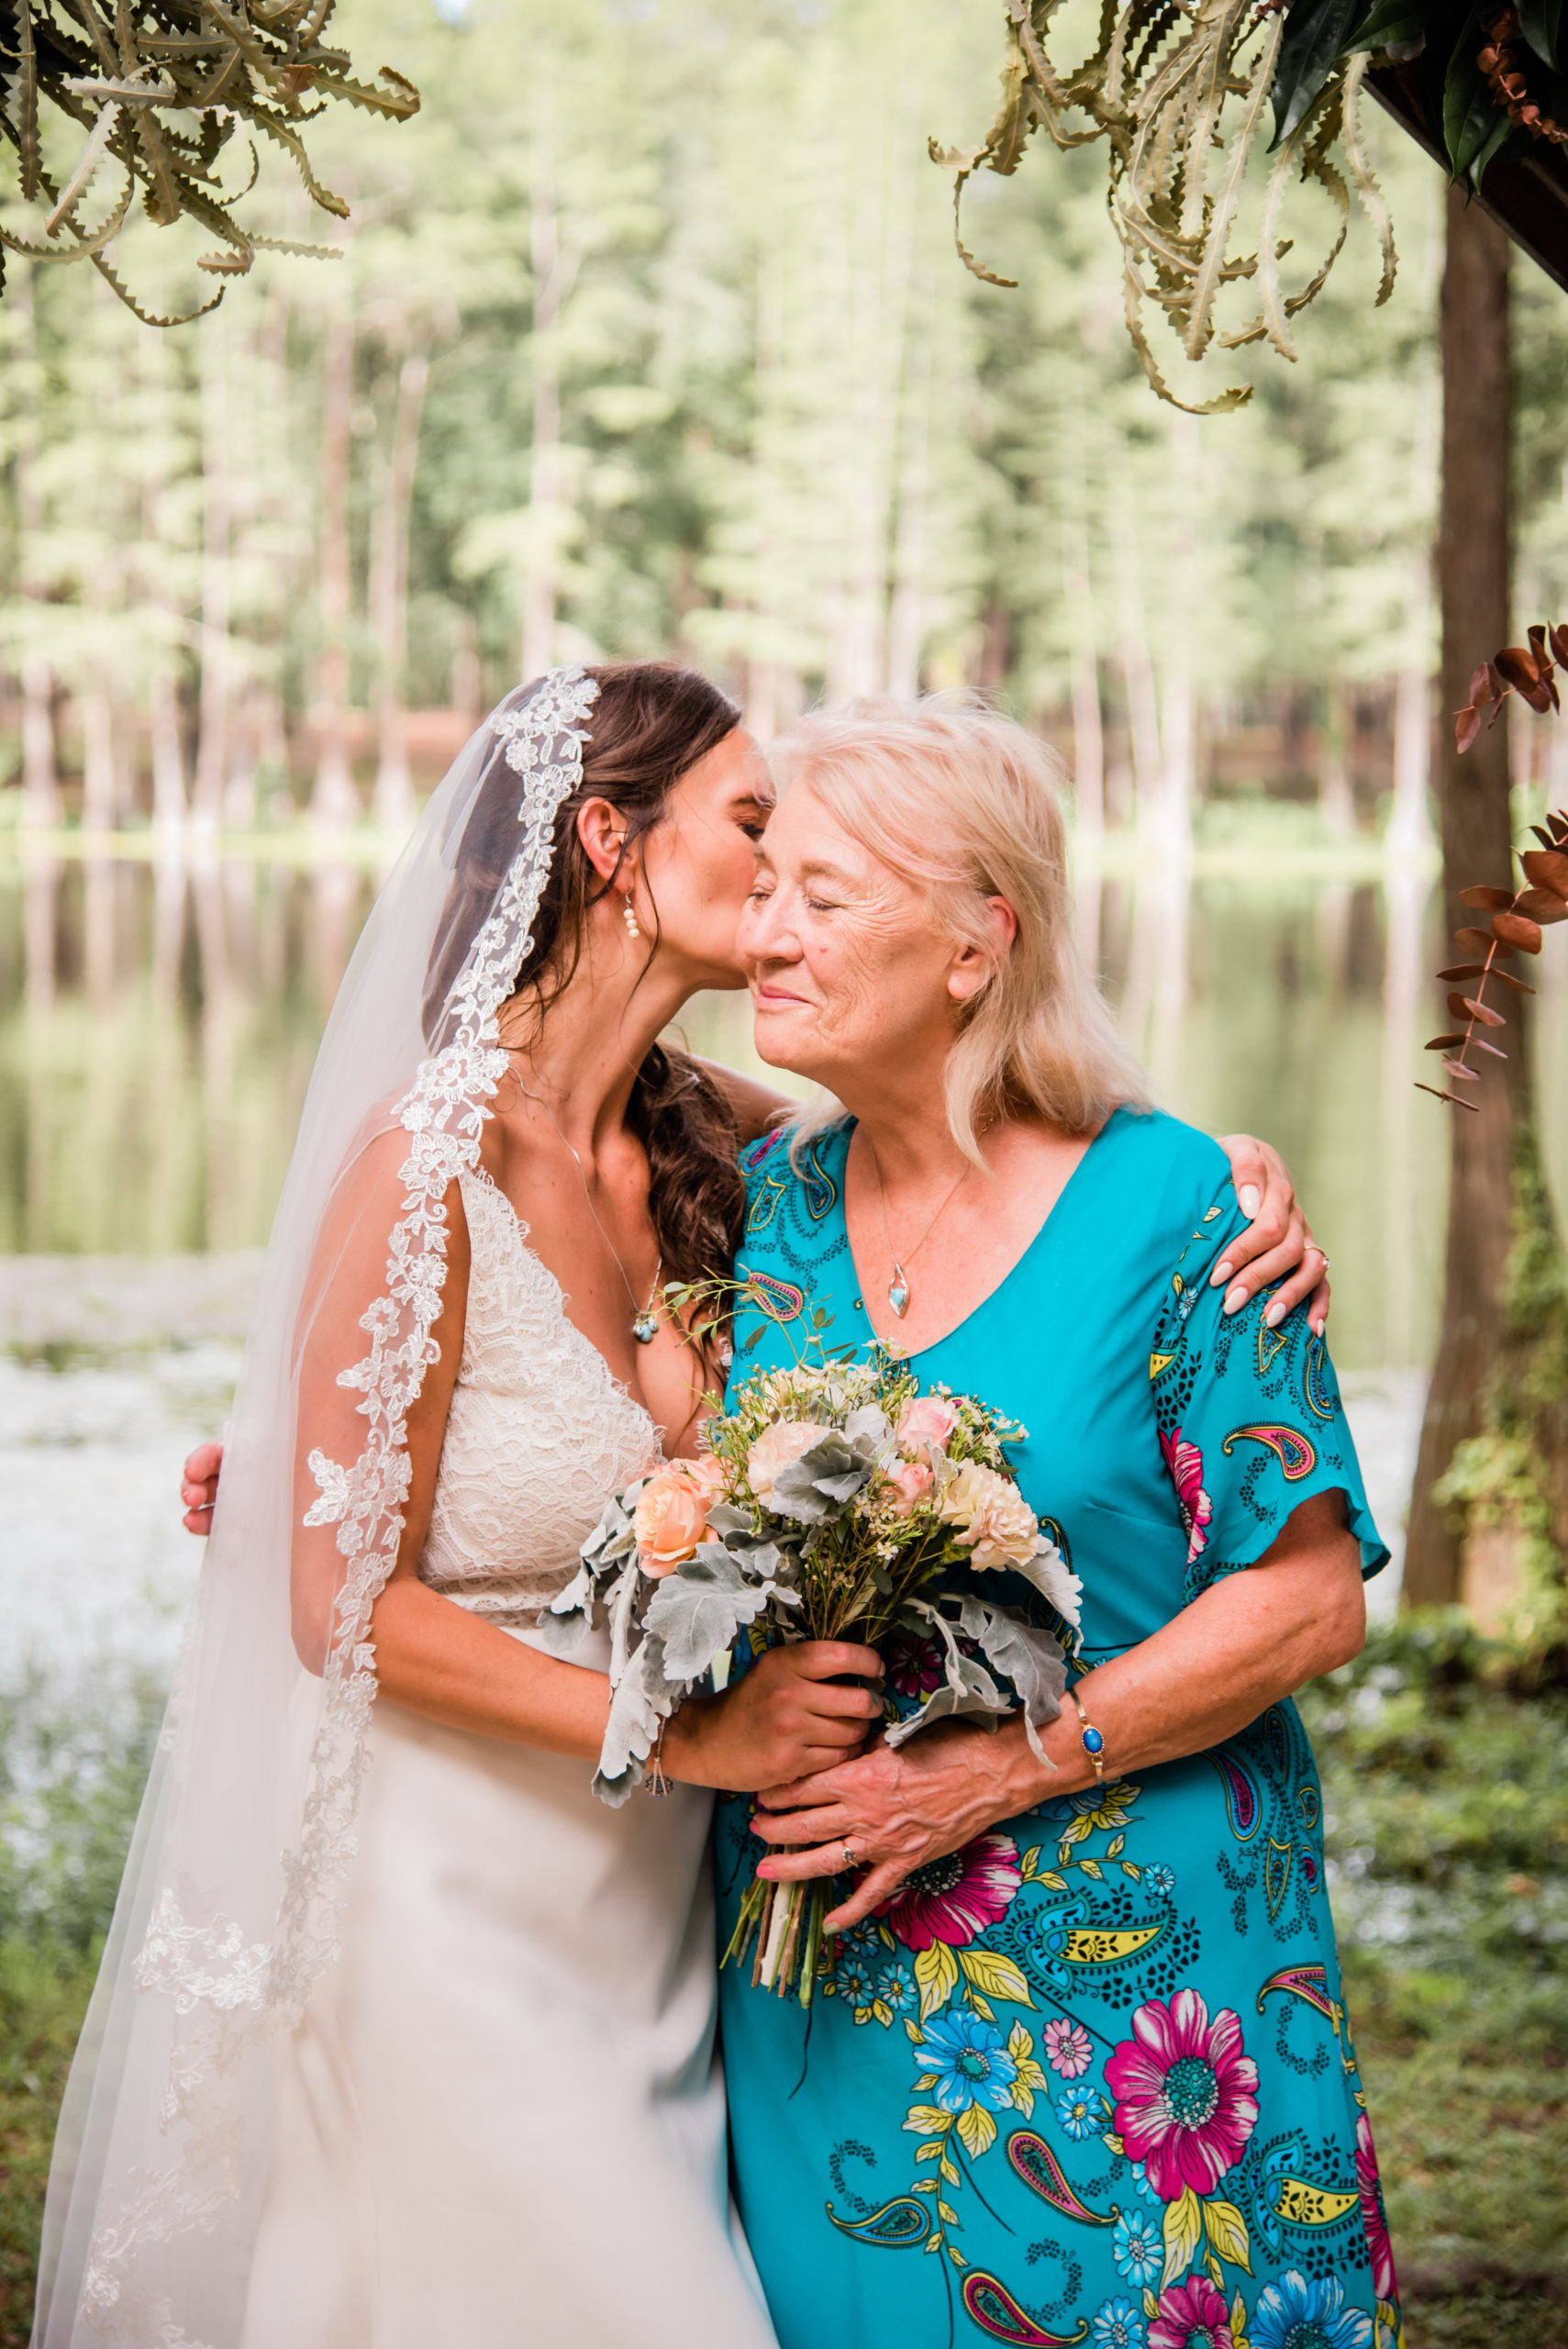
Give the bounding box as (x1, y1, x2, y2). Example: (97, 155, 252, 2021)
(750, 1718, 1034, 1933)
(181, 1440, 224, 1534)
(664, 1642, 884, 1796)
(1213, 1134, 1330, 1336)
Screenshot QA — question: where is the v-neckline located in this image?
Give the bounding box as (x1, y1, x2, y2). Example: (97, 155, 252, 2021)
(462, 1164, 661, 1450)
(838, 1107, 1128, 1363)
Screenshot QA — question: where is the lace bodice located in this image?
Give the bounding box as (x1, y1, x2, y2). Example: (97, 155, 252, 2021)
(419, 1169, 660, 1628)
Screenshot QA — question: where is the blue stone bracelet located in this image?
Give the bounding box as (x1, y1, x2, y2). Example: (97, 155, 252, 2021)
(1068, 1687, 1106, 1785)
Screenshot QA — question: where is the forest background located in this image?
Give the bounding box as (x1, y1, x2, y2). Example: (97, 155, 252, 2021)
(1, 1, 1567, 2343)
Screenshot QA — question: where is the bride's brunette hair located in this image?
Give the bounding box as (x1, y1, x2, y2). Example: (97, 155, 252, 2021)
(424, 661, 748, 1290)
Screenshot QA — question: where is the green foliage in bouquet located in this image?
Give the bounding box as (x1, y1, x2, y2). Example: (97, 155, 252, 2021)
(544, 1326, 1083, 1999)
(0, 0, 417, 323)
(942, 0, 1568, 411)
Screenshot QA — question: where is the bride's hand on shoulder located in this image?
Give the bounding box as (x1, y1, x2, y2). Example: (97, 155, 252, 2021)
(1213, 1131, 1331, 1336)
(663, 1642, 884, 1794)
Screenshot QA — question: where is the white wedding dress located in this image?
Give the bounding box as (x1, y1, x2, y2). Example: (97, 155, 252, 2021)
(240, 1169, 778, 2349)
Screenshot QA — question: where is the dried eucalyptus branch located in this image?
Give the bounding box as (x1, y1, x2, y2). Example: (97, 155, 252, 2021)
(0, 1, 417, 323)
(1420, 625, 1568, 1109)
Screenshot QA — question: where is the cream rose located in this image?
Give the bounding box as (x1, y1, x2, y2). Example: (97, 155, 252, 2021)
(938, 1461, 1043, 1572)
(896, 1394, 960, 1460)
(746, 1419, 823, 1511)
(884, 1459, 934, 1516)
(632, 1464, 714, 1575)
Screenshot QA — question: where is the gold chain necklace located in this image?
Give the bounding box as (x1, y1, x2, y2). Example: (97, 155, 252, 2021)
(862, 1132, 974, 1320)
(511, 1071, 663, 1345)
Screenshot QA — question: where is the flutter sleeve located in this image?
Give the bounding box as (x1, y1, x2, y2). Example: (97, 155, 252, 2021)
(1148, 1183, 1388, 1604)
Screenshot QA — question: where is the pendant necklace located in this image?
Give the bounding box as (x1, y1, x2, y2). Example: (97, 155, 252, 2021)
(512, 1072, 663, 1344)
(862, 1133, 975, 1320)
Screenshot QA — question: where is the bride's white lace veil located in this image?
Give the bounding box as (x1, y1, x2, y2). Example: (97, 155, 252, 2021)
(35, 667, 601, 2348)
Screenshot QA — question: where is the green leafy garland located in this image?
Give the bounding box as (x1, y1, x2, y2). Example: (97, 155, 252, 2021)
(0, 1, 417, 323)
(940, 0, 1568, 410)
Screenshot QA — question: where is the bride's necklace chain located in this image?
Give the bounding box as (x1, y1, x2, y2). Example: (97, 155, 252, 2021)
(510, 1066, 663, 1345)
(863, 1130, 982, 1320)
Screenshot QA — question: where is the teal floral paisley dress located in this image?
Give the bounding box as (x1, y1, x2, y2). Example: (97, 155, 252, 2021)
(716, 1107, 1405, 2349)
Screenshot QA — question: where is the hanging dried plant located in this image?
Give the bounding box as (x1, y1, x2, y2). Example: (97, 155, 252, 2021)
(940, 1, 1568, 411)
(1421, 624, 1568, 1109)
(0, 1, 417, 325)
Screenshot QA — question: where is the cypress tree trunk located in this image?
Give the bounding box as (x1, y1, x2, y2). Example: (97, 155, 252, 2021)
(1403, 187, 1527, 1607)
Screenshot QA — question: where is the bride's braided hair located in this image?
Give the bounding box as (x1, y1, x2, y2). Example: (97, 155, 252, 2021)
(425, 661, 748, 1292)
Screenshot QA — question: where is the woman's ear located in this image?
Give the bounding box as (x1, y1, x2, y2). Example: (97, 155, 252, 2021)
(576, 796, 632, 887)
(948, 896, 1017, 1006)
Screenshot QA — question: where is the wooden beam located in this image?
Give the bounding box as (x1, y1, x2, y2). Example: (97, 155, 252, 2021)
(1368, 59, 1568, 296)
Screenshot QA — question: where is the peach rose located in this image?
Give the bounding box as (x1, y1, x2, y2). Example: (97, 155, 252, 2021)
(746, 1419, 824, 1510)
(690, 1453, 730, 1493)
(884, 1459, 934, 1516)
(896, 1395, 960, 1460)
(632, 1464, 714, 1575)
(937, 1461, 1042, 1572)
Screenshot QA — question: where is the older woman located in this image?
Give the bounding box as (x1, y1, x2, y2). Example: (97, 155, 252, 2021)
(718, 700, 1399, 2349)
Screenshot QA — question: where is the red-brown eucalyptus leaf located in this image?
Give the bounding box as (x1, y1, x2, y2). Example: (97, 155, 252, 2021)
(1455, 707, 1485, 753)
(1441, 1060, 1482, 1082)
(1472, 1037, 1508, 1058)
(1446, 991, 1476, 1020)
(1521, 848, 1568, 896)
(1425, 1034, 1467, 1050)
(1470, 662, 1496, 705)
(1437, 963, 1487, 981)
(1461, 885, 1515, 909)
(1461, 996, 1506, 1027)
(1490, 969, 1536, 994)
(1550, 624, 1568, 668)
(1454, 927, 1509, 956)
(1549, 809, 1568, 841)
(1492, 910, 1544, 952)
(1518, 888, 1568, 923)
(1496, 646, 1555, 711)
(1527, 628, 1562, 707)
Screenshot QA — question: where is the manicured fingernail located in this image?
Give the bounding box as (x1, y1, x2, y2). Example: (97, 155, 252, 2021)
(1223, 1284, 1248, 1315)
(1311, 1316, 1325, 1337)
(1210, 1260, 1234, 1289)
(1239, 1185, 1261, 1218)
(1265, 1298, 1286, 1328)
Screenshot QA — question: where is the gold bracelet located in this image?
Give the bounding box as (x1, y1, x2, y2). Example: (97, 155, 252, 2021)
(1067, 1686, 1106, 1785)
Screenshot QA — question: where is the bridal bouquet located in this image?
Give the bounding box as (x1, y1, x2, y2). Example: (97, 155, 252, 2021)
(542, 1349, 1081, 2003)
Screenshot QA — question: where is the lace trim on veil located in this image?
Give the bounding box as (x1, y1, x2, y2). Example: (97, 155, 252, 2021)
(80, 669, 599, 2341)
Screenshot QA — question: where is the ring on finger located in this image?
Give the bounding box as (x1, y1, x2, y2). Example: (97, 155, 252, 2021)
(841, 1841, 857, 1872)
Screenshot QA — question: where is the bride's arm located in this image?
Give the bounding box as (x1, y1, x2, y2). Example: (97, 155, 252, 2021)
(289, 1139, 879, 1788)
(695, 1055, 795, 1146)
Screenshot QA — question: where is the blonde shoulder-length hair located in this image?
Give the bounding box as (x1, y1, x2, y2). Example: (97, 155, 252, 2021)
(768, 694, 1150, 1163)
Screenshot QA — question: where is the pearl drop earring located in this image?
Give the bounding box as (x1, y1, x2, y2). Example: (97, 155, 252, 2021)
(623, 894, 639, 941)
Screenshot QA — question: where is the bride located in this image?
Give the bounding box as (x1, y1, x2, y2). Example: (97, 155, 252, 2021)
(40, 661, 1323, 2349)
(35, 662, 883, 2349)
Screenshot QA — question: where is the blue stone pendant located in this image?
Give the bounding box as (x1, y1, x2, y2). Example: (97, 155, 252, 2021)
(888, 1264, 910, 1318)
(632, 1309, 659, 1345)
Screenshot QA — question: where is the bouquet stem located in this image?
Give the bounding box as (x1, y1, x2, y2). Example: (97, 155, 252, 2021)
(724, 1872, 827, 2005)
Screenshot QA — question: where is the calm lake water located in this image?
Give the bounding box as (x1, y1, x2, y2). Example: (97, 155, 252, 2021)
(2, 831, 1565, 1691)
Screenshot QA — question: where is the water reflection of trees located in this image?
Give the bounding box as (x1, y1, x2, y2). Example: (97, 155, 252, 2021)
(0, 854, 369, 1256)
(4, 849, 1561, 1376)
